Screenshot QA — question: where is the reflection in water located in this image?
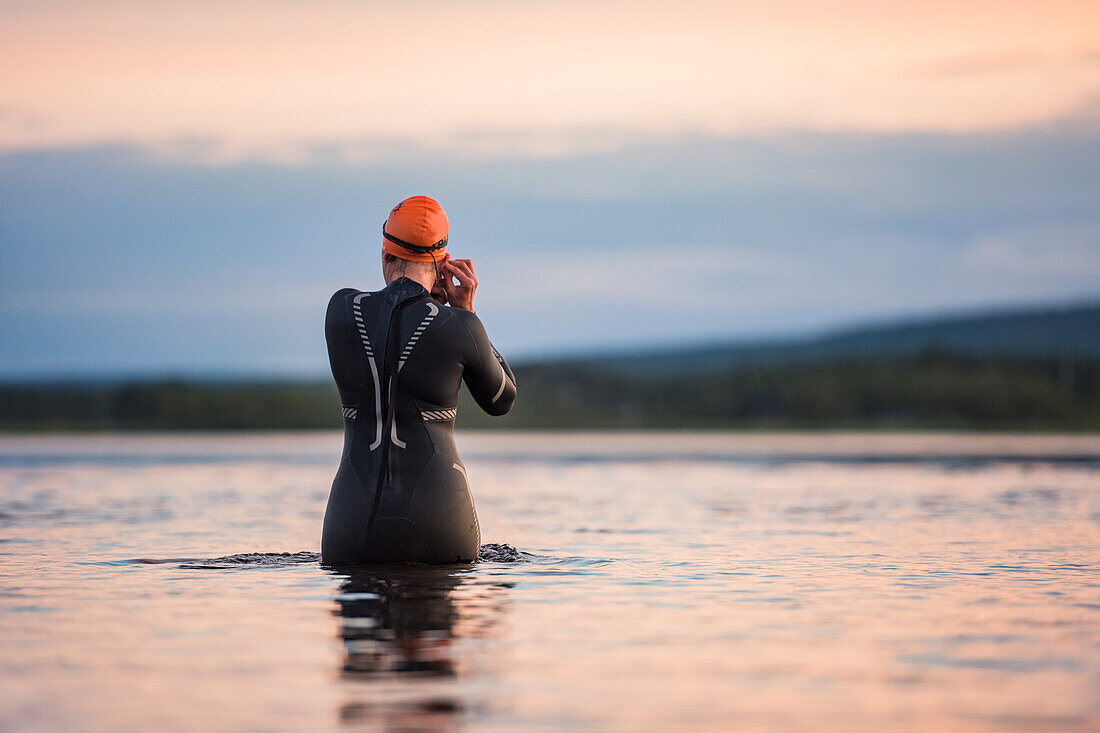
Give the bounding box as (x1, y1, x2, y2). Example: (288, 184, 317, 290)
(335, 567, 462, 678)
(330, 565, 511, 729)
(2, 435, 1099, 731)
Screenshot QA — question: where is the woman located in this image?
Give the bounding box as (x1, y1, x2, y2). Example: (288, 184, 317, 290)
(321, 195, 517, 565)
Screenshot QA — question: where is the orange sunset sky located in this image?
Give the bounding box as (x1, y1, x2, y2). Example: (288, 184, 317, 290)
(2, 0, 1098, 162)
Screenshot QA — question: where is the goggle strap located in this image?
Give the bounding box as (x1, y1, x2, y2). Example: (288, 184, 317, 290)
(383, 225, 448, 253)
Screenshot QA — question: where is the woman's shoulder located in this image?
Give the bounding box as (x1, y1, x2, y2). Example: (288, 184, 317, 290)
(441, 305, 482, 325)
(329, 287, 379, 309)
(325, 288, 368, 326)
(329, 287, 361, 302)
(435, 307, 491, 348)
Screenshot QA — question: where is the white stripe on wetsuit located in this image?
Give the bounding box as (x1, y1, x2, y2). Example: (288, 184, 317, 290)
(490, 345, 510, 403)
(398, 302, 439, 372)
(421, 408, 457, 421)
(352, 292, 384, 451)
(387, 302, 441, 448)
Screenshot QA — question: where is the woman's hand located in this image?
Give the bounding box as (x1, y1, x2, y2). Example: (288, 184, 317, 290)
(430, 274, 449, 305)
(441, 258, 477, 312)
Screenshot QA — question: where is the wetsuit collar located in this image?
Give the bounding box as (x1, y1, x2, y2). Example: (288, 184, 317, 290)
(386, 276, 431, 298)
(389, 276, 426, 292)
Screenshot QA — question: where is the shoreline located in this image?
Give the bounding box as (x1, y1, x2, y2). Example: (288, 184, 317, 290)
(2, 429, 1098, 462)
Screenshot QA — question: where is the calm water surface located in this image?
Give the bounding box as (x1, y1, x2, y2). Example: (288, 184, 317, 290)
(1, 431, 1098, 732)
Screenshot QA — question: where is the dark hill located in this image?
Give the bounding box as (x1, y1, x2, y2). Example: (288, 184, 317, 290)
(531, 303, 1100, 376)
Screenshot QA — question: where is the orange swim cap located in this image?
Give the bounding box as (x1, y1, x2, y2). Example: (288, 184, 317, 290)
(381, 195, 449, 263)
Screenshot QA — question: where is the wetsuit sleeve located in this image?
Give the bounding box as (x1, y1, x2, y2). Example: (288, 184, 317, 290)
(326, 288, 363, 396)
(455, 310, 517, 416)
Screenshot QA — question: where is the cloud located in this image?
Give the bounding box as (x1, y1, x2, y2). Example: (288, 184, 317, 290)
(1, 116, 1097, 376)
(961, 224, 1100, 280)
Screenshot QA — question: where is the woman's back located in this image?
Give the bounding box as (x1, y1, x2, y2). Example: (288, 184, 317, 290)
(321, 276, 517, 565)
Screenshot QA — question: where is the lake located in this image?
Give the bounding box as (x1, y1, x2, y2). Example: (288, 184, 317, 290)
(1, 431, 1098, 731)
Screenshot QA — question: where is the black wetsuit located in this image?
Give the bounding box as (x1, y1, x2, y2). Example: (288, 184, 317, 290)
(321, 277, 517, 565)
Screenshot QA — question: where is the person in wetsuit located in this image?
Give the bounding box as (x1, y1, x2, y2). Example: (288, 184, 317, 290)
(321, 195, 517, 565)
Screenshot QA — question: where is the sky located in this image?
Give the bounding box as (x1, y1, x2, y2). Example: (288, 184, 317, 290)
(1, 0, 1098, 378)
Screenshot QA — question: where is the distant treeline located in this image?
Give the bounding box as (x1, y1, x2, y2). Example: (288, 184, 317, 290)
(460, 351, 1098, 430)
(2, 352, 1098, 431)
(0, 381, 339, 431)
